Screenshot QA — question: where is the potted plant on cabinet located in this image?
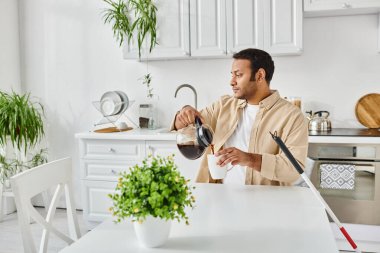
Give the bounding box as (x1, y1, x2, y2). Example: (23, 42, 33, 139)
(108, 155, 195, 248)
(0, 91, 47, 185)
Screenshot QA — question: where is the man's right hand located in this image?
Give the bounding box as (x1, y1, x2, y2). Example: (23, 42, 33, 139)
(174, 105, 204, 130)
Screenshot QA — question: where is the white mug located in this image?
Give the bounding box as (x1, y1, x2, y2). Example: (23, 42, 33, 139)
(207, 154, 233, 180)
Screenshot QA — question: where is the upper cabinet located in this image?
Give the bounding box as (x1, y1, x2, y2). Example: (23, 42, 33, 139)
(124, 0, 303, 60)
(225, 0, 264, 55)
(124, 0, 190, 59)
(264, 0, 303, 55)
(304, 0, 380, 17)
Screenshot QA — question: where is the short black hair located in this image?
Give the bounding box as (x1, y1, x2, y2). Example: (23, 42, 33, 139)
(233, 48, 275, 84)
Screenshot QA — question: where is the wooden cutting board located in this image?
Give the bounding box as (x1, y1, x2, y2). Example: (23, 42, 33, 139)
(94, 127, 133, 133)
(355, 93, 380, 128)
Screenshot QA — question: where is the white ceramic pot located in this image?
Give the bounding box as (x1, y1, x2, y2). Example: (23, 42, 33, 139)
(133, 216, 171, 248)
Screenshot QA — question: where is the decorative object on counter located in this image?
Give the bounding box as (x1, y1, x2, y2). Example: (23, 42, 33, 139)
(176, 116, 214, 160)
(93, 126, 133, 133)
(92, 90, 138, 129)
(102, 0, 158, 59)
(355, 93, 380, 129)
(320, 163, 355, 190)
(140, 73, 154, 98)
(306, 110, 332, 132)
(270, 131, 361, 253)
(284, 96, 302, 109)
(108, 155, 195, 248)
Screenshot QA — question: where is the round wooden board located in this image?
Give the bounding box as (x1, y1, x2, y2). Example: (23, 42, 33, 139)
(355, 93, 380, 128)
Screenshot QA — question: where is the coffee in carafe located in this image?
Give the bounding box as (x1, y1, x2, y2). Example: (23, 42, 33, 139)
(176, 116, 214, 160)
(177, 144, 206, 160)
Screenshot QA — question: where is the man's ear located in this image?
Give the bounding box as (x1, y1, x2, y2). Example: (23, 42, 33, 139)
(255, 68, 266, 83)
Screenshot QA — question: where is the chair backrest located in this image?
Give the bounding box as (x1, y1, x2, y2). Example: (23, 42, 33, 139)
(10, 157, 81, 253)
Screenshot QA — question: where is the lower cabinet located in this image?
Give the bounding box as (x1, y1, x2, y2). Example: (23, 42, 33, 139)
(78, 137, 201, 228)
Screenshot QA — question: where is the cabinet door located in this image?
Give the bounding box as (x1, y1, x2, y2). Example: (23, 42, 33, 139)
(226, 0, 264, 55)
(190, 0, 227, 57)
(146, 140, 201, 182)
(264, 0, 303, 55)
(124, 0, 190, 59)
(81, 180, 117, 225)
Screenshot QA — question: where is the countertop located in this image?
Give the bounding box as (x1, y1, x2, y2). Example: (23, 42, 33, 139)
(76, 128, 380, 144)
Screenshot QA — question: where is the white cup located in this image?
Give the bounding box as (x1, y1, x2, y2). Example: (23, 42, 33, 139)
(207, 154, 233, 180)
(116, 122, 128, 130)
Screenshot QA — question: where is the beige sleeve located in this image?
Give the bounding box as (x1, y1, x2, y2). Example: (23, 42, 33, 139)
(260, 115, 309, 184)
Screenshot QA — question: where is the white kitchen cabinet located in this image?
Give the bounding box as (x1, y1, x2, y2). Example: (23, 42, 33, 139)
(304, 0, 380, 17)
(125, 0, 302, 59)
(225, 0, 264, 54)
(264, 0, 303, 55)
(189, 0, 227, 57)
(146, 140, 201, 182)
(124, 0, 190, 59)
(76, 132, 200, 228)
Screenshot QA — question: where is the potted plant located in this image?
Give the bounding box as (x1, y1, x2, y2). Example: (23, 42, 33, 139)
(0, 91, 47, 185)
(108, 155, 195, 248)
(102, 0, 158, 59)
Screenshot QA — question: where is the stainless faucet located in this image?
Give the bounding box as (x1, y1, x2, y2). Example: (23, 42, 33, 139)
(174, 84, 198, 110)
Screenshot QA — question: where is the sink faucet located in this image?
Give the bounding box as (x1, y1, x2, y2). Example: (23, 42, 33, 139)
(174, 84, 198, 110)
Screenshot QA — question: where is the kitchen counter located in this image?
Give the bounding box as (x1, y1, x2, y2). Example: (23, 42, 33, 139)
(308, 128, 380, 144)
(76, 128, 380, 144)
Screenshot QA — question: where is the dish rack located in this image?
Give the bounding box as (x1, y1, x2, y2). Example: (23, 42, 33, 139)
(92, 99, 138, 129)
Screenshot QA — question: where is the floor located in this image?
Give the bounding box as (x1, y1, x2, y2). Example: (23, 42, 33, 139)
(0, 208, 88, 253)
(0, 208, 379, 253)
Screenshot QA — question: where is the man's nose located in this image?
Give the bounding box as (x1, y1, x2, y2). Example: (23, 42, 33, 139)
(230, 77, 236, 86)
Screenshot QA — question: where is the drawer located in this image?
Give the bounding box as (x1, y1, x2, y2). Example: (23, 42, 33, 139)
(80, 160, 137, 181)
(79, 139, 145, 160)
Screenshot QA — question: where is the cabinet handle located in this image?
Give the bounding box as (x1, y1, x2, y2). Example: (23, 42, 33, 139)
(148, 145, 154, 155)
(108, 148, 116, 153)
(111, 169, 117, 175)
(342, 3, 351, 8)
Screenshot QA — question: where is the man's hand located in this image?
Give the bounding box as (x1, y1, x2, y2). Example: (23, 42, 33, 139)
(215, 147, 262, 171)
(174, 105, 204, 130)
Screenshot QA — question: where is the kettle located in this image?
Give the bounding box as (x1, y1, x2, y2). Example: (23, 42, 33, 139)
(306, 111, 332, 132)
(176, 116, 214, 160)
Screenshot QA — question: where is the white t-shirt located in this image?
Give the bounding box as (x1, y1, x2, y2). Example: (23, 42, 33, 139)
(223, 104, 259, 185)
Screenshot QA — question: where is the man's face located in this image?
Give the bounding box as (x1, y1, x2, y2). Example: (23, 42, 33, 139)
(230, 59, 257, 100)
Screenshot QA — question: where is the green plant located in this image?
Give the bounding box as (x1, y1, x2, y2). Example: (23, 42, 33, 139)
(0, 148, 48, 184)
(102, 0, 158, 58)
(0, 91, 45, 154)
(139, 73, 153, 98)
(109, 155, 195, 224)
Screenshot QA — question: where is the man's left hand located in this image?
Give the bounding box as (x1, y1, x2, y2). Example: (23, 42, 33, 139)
(215, 147, 262, 171)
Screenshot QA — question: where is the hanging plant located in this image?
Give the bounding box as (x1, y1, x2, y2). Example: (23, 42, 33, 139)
(102, 0, 158, 58)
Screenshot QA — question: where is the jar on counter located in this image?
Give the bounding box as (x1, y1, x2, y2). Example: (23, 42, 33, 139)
(139, 103, 159, 129)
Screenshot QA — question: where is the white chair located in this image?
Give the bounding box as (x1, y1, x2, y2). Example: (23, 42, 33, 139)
(10, 157, 81, 253)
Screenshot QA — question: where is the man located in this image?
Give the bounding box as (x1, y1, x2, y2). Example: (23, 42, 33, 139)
(172, 48, 308, 185)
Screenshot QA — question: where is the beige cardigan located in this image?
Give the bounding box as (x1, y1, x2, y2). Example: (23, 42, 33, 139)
(171, 91, 309, 186)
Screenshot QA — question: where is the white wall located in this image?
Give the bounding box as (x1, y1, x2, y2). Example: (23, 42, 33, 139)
(0, 0, 21, 92)
(18, 1, 380, 206)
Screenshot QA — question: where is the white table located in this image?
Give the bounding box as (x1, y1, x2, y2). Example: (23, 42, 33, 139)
(61, 183, 339, 253)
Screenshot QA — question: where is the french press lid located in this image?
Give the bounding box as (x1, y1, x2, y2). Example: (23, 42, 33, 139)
(195, 116, 213, 148)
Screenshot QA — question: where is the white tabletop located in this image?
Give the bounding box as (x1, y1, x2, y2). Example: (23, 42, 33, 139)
(61, 183, 338, 253)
